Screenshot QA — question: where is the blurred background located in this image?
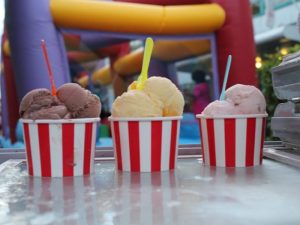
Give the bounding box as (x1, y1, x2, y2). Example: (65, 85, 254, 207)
(1, 0, 300, 148)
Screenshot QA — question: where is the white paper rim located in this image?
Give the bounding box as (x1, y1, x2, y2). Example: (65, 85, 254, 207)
(20, 118, 100, 124)
(109, 116, 183, 122)
(196, 114, 268, 119)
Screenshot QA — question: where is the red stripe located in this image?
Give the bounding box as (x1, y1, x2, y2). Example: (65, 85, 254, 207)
(198, 119, 205, 164)
(37, 124, 51, 177)
(260, 118, 266, 164)
(63, 179, 75, 218)
(84, 177, 94, 225)
(113, 121, 122, 170)
(169, 120, 178, 170)
(152, 173, 162, 224)
(151, 121, 162, 171)
(128, 121, 140, 172)
(130, 173, 141, 222)
(83, 123, 93, 175)
(206, 119, 216, 166)
(62, 124, 74, 176)
(40, 181, 51, 212)
(28, 178, 34, 196)
(151, 172, 162, 185)
(23, 123, 33, 176)
(225, 119, 236, 167)
(245, 118, 256, 167)
(169, 171, 176, 186)
(84, 177, 91, 186)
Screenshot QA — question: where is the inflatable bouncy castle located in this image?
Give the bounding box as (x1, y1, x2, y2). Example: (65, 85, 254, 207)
(2, 0, 257, 141)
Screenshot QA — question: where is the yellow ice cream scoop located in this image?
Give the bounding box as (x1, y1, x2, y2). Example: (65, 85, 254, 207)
(144, 76, 184, 116)
(112, 90, 163, 117)
(112, 37, 184, 118)
(128, 81, 137, 91)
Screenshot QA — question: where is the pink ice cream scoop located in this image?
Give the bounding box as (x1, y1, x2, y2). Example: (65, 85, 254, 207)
(225, 84, 266, 114)
(202, 100, 241, 116)
(201, 84, 266, 116)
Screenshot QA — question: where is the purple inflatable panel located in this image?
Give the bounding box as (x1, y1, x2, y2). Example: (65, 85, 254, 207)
(5, 0, 70, 100)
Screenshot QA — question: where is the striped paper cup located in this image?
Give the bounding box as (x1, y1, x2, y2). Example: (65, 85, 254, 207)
(21, 118, 100, 177)
(196, 114, 267, 167)
(110, 116, 182, 172)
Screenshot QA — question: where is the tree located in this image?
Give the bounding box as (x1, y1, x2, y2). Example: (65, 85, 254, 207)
(257, 44, 300, 140)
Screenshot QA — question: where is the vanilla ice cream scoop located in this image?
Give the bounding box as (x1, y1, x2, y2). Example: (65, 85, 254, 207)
(225, 84, 266, 114)
(112, 90, 163, 117)
(144, 76, 184, 116)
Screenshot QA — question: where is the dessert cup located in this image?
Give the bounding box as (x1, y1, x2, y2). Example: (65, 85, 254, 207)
(110, 116, 182, 172)
(196, 114, 267, 167)
(21, 118, 100, 177)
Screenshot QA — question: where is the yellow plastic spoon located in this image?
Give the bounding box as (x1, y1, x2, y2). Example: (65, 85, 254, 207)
(136, 37, 154, 90)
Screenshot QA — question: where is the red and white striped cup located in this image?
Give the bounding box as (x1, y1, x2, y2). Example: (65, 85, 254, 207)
(21, 118, 100, 177)
(196, 114, 267, 167)
(110, 116, 182, 172)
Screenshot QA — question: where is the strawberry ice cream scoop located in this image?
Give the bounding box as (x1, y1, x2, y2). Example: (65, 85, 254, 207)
(225, 84, 266, 114)
(202, 100, 241, 116)
(201, 84, 266, 116)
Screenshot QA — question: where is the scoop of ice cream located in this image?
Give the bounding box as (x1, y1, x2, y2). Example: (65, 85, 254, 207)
(24, 105, 70, 120)
(75, 93, 101, 118)
(202, 100, 240, 116)
(143, 76, 184, 116)
(57, 83, 101, 118)
(112, 90, 163, 117)
(225, 84, 266, 114)
(201, 84, 267, 116)
(19, 88, 69, 119)
(20, 83, 101, 119)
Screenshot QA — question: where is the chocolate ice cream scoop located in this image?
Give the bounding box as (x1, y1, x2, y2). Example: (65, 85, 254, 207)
(19, 88, 69, 119)
(19, 88, 54, 116)
(74, 93, 101, 118)
(57, 83, 101, 118)
(23, 105, 69, 120)
(20, 83, 101, 120)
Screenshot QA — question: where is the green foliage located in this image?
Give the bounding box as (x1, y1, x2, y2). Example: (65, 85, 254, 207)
(257, 44, 300, 140)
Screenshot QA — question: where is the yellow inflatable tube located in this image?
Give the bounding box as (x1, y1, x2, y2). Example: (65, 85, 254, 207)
(114, 39, 210, 77)
(76, 75, 89, 88)
(3, 39, 10, 57)
(92, 39, 211, 85)
(153, 39, 210, 62)
(92, 65, 112, 85)
(114, 48, 144, 77)
(50, 0, 225, 35)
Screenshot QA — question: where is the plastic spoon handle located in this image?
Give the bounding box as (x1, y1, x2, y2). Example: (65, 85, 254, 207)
(41, 39, 57, 96)
(219, 55, 232, 101)
(137, 37, 154, 90)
